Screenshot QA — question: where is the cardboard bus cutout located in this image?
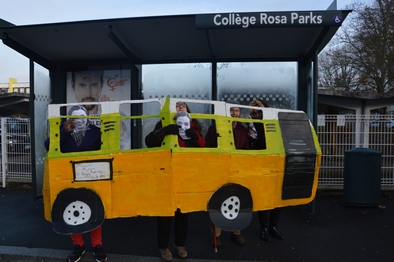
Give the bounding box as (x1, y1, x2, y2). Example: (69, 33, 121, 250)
(43, 97, 321, 234)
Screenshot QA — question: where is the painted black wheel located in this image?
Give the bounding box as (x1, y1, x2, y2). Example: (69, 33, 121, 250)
(208, 184, 253, 231)
(51, 188, 104, 235)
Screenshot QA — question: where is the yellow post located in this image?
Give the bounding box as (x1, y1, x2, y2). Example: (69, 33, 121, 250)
(8, 78, 17, 93)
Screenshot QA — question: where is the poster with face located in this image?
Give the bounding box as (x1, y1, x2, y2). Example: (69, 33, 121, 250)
(66, 70, 131, 149)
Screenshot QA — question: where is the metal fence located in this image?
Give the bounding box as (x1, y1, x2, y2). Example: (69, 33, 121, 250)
(0, 117, 31, 187)
(318, 114, 394, 190)
(2, 115, 394, 190)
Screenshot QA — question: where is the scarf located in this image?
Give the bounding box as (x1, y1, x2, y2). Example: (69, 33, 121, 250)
(70, 130, 87, 147)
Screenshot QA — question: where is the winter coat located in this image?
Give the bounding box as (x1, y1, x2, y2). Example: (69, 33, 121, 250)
(248, 122, 266, 150)
(44, 124, 101, 152)
(145, 120, 205, 148)
(205, 121, 250, 149)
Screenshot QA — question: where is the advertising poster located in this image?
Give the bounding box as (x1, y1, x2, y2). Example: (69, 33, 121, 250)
(66, 70, 131, 149)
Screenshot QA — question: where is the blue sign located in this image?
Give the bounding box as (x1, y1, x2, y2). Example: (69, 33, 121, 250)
(196, 11, 344, 29)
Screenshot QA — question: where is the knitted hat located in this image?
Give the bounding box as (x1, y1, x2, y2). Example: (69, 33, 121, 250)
(249, 99, 268, 118)
(68, 105, 88, 116)
(249, 99, 268, 108)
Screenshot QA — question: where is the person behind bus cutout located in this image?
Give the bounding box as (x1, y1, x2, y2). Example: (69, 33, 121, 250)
(145, 101, 205, 262)
(204, 100, 249, 248)
(248, 99, 284, 242)
(44, 105, 106, 262)
(145, 101, 205, 148)
(71, 70, 130, 149)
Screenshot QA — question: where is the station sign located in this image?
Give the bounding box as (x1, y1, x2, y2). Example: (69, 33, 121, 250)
(196, 11, 343, 29)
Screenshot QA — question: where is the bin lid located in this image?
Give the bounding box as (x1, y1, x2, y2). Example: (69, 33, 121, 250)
(345, 148, 381, 155)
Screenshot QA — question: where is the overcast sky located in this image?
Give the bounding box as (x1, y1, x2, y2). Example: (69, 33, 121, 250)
(0, 0, 369, 83)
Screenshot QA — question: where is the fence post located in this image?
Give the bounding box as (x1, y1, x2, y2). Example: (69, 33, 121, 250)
(1, 117, 6, 188)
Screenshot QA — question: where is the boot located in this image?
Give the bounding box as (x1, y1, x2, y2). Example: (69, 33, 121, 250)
(269, 226, 284, 240)
(159, 248, 172, 262)
(173, 244, 188, 258)
(260, 228, 271, 242)
(231, 232, 245, 246)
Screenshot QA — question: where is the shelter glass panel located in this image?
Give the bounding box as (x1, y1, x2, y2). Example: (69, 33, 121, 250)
(142, 63, 212, 101)
(34, 63, 50, 197)
(217, 62, 297, 110)
(142, 63, 212, 142)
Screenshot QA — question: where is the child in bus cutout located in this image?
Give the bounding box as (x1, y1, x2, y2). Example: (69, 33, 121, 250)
(145, 103, 205, 262)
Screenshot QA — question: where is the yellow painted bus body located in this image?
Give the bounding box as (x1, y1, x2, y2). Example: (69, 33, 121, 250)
(43, 98, 321, 233)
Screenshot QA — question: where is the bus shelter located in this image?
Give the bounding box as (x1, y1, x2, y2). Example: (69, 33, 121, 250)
(0, 8, 351, 197)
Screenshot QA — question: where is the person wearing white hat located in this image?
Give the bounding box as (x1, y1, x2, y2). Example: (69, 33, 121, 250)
(248, 99, 284, 243)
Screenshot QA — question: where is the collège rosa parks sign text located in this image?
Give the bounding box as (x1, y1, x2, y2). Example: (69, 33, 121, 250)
(195, 11, 343, 29)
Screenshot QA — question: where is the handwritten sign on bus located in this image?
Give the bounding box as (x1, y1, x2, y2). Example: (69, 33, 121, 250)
(73, 161, 111, 181)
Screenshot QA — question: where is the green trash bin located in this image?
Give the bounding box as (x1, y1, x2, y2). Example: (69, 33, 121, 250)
(343, 148, 381, 207)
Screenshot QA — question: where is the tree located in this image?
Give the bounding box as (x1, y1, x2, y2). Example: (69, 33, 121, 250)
(318, 44, 360, 90)
(319, 0, 394, 94)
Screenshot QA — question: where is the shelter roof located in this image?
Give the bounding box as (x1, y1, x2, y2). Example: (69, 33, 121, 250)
(0, 10, 351, 71)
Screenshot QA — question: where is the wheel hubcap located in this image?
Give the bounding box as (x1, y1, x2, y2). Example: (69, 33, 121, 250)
(63, 200, 91, 226)
(221, 196, 240, 220)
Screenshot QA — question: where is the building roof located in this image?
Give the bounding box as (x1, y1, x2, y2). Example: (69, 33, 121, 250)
(0, 10, 351, 71)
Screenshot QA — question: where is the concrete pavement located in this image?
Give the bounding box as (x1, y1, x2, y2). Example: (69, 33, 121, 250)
(1, 186, 393, 262)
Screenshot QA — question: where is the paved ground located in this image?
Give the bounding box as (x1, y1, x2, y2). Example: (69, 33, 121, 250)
(0, 186, 393, 262)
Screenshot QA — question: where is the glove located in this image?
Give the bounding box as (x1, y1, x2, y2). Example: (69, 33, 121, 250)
(63, 119, 75, 133)
(162, 124, 180, 135)
(185, 128, 198, 141)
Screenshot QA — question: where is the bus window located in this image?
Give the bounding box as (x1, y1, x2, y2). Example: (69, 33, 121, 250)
(117, 100, 162, 150)
(203, 119, 218, 148)
(234, 107, 267, 150)
(57, 105, 101, 153)
(229, 120, 249, 150)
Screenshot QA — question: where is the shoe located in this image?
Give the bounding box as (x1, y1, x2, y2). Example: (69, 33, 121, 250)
(231, 233, 245, 246)
(159, 248, 173, 261)
(66, 244, 85, 262)
(269, 227, 284, 240)
(212, 236, 221, 248)
(93, 244, 107, 262)
(173, 243, 188, 258)
(260, 228, 271, 242)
